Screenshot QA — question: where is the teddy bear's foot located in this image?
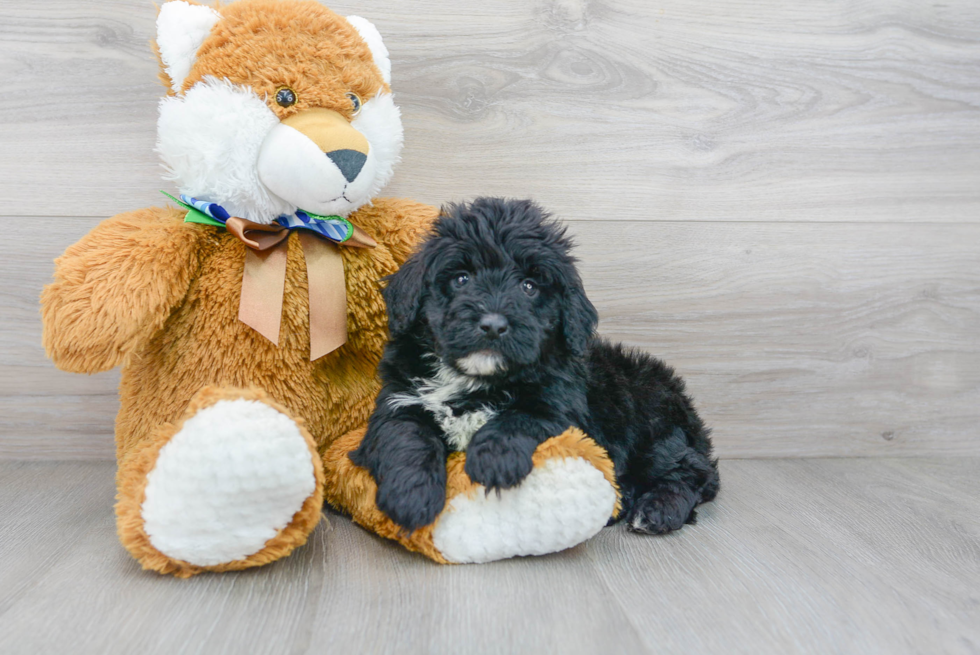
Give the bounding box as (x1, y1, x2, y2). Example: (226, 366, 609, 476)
(116, 387, 325, 577)
(432, 434, 619, 563)
(324, 426, 620, 564)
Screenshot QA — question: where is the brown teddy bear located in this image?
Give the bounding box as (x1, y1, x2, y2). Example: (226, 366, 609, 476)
(40, 0, 619, 577)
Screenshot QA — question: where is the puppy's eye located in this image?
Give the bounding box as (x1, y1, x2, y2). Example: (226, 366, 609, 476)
(521, 279, 538, 296)
(276, 87, 297, 108)
(452, 272, 470, 289)
(347, 92, 362, 116)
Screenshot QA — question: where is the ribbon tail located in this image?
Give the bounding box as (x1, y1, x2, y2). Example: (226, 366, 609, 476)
(300, 233, 348, 360)
(239, 241, 289, 346)
(346, 225, 378, 249)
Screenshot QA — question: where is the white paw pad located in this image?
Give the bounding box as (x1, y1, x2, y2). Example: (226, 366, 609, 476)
(432, 457, 617, 564)
(141, 399, 317, 566)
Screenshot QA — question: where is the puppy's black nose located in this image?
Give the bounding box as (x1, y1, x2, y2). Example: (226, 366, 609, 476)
(479, 313, 509, 339)
(326, 149, 367, 183)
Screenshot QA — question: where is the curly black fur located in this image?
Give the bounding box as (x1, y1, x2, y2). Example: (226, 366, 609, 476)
(350, 197, 719, 534)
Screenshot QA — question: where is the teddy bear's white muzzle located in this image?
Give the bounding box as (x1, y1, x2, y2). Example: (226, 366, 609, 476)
(257, 116, 378, 218)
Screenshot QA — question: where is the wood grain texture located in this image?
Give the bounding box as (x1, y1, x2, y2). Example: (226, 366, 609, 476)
(0, 215, 120, 459)
(0, 458, 977, 654)
(1, 0, 978, 459)
(575, 220, 980, 457)
(4, 217, 978, 459)
(0, 0, 978, 220)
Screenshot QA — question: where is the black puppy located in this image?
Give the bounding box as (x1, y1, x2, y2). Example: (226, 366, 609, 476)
(350, 198, 719, 534)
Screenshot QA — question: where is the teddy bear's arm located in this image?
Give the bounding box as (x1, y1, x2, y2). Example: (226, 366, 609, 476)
(355, 198, 440, 265)
(41, 207, 204, 374)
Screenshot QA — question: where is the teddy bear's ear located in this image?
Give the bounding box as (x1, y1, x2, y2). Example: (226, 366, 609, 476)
(346, 16, 392, 85)
(156, 1, 222, 93)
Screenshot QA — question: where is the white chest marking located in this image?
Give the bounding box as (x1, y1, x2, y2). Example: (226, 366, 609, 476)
(388, 361, 498, 451)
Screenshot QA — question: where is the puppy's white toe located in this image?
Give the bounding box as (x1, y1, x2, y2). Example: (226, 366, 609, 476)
(432, 457, 616, 563)
(141, 399, 317, 566)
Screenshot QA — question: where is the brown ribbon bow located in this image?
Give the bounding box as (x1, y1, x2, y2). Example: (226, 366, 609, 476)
(225, 216, 377, 360)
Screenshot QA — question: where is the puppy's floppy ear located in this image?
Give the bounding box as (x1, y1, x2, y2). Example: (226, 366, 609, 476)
(561, 274, 599, 357)
(383, 253, 427, 338)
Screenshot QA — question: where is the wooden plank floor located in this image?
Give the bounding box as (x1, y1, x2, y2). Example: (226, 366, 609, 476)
(1, 458, 977, 655)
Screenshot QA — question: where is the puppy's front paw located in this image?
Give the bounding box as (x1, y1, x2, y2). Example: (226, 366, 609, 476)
(464, 434, 535, 492)
(626, 483, 699, 535)
(376, 467, 447, 532)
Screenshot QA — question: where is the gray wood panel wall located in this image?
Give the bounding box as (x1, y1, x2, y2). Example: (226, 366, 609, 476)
(1, 0, 978, 459)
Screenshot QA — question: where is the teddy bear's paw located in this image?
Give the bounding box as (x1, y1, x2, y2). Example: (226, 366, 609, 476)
(432, 456, 617, 563)
(140, 398, 319, 567)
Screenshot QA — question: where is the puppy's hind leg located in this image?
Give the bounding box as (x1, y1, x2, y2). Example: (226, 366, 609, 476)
(624, 428, 719, 535)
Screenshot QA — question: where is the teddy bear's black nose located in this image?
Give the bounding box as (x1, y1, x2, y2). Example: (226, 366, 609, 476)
(326, 149, 367, 183)
(479, 313, 509, 339)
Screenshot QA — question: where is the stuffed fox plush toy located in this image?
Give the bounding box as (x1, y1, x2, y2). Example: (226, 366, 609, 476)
(40, 0, 619, 577)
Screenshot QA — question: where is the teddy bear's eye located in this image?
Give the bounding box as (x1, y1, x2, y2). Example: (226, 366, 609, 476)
(276, 87, 297, 108)
(347, 92, 362, 116)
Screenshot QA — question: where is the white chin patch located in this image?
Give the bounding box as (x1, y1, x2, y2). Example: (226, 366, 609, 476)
(457, 351, 506, 377)
(156, 77, 294, 224)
